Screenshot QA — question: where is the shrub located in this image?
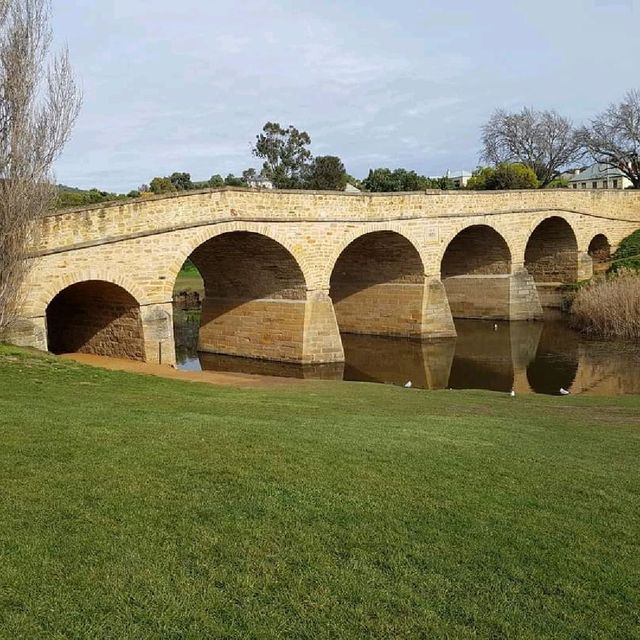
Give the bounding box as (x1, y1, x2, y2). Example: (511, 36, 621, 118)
(467, 164, 539, 190)
(609, 229, 640, 273)
(570, 270, 640, 339)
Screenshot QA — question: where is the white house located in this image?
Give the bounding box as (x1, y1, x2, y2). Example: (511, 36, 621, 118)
(446, 170, 473, 188)
(245, 175, 274, 189)
(430, 170, 473, 188)
(567, 163, 632, 190)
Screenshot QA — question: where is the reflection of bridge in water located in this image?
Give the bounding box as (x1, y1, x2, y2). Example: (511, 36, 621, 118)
(180, 314, 640, 395)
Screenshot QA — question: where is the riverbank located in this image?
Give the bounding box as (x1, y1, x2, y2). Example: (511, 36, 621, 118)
(62, 352, 301, 388)
(1, 345, 639, 638)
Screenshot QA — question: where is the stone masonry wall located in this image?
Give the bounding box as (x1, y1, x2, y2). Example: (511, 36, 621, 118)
(444, 275, 511, 320)
(199, 297, 306, 362)
(9, 189, 640, 364)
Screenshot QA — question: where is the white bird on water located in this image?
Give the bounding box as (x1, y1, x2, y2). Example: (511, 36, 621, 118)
(494, 323, 498, 331)
(404, 381, 413, 388)
(559, 387, 570, 395)
(510, 390, 516, 397)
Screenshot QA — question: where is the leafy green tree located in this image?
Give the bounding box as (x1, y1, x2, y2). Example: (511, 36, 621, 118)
(252, 122, 312, 188)
(545, 177, 569, 189)
(242, 168, 258, 183)
(362, 168, 436, 192)
(467, 164, 538, 190)
(224, 173, 244, 187)
(305, 156, 347, 190)
(169, 172, 193, 191)
(150, 176, 177, 194)
(127, 190, 140, 198)
(208, 174, 225, 188)
(466, 167, 495, 190)
(434, 176, 456, 190)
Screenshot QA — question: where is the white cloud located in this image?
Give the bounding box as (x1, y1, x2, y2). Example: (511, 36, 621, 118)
(51, 0, 639, 190)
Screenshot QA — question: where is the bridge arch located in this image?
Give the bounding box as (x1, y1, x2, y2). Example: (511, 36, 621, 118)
(441, 225, 512, 277)
(329, 230, 427, 337)
(525, 216, 579, 283)
(174, 230, 313, 363)
(46, 280, 146, 361)
(31, 270, 148, 319)
(164, 222, 308, 298)
(440, 224, 514, 320)
(588, 233, 611, 263)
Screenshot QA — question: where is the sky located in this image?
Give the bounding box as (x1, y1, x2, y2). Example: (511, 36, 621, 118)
(51, 0, 639, 192)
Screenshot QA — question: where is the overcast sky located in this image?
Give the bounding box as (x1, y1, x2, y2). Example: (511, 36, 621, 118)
(52, 0, 639, 192)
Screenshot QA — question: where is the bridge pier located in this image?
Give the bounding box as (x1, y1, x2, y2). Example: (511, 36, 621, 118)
(1, 315, 47, 351)
(302, 290, 344, 364)
(141, 302, 176, 365)
(422, 277, 457, 338)
(198, 290, 344, 365)
(577, 251, 594, 281)
(331, 277, 456, 339)
(443, 269, 542, 321)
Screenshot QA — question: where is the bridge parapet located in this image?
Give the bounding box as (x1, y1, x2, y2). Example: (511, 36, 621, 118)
(32, 188, 640, 256)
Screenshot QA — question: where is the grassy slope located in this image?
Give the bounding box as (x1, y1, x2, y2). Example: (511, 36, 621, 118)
(0, 346, 639, 639)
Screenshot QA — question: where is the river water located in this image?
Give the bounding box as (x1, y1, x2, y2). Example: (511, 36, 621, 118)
(173, 310, 640, 395)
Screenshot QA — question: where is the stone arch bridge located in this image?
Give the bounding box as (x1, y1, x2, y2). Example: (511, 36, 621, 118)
(9, 188, 640, 366)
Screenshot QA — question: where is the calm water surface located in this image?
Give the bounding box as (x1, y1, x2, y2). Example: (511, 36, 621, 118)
(174, 310, 640, 395)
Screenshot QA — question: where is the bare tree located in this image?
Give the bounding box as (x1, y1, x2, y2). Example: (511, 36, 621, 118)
(0, 0, 81, 331)
(481, 107, 583, 187)
(579, 90, 640, 189)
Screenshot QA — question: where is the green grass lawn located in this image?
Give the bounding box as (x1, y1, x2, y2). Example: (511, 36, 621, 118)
(1, 346, 639, 639)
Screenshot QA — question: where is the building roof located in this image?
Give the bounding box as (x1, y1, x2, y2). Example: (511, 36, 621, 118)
(568, 163, 626, 183)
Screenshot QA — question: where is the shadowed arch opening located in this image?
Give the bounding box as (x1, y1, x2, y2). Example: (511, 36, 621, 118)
(441, 225, 512, 278)
(46, 281, 145, 360)
(329, 231, 425, 336)
(588, 234, 611, 263)
(176, 231, 309, 363)
(525, 217, 578, 283)
(441, 225, 513, 319)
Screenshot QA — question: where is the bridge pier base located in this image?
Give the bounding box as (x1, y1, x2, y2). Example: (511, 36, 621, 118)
(444, 270, 543, 321)
(332, 277, 457, 339)
(509, 268, 544, 320)
(422, 277, 457, 338)
(1, 316, 47, 351)
(577, 251, 594, 281)
(197, 290, 344, 365)
(141, 302, 176, 365)
(302, 289, 344, 364)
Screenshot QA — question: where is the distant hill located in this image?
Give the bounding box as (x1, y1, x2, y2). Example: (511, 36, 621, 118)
(56, 184, 133, 209)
